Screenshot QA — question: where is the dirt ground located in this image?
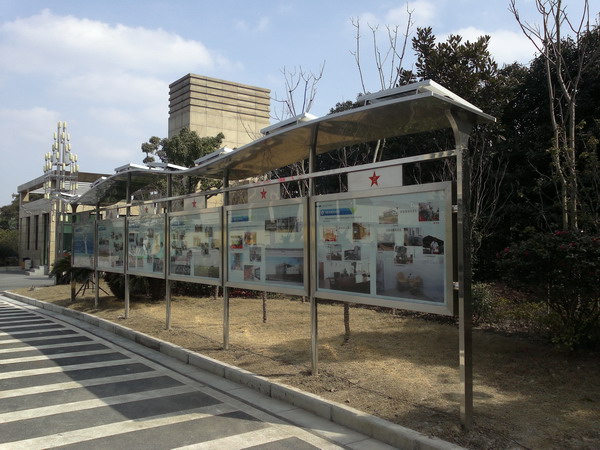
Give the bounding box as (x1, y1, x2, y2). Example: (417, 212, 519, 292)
(11, 284, 600, 450)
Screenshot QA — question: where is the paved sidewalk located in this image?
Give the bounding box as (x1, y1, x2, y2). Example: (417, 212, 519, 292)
(1, 290, 462, 450)
(0, 295, 394, 449)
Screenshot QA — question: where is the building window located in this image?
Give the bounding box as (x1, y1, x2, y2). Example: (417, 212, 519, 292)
(26, 217, 31, 250)
(34, 215, 39, 250)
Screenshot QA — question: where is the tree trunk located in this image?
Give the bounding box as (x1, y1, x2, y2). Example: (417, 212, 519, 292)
(343, 303, 351, 344)
(262, 291, 267, 323)
(70, 276, 76, 303)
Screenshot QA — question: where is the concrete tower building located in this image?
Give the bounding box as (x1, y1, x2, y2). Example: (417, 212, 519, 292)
(168, 74, 270, 148)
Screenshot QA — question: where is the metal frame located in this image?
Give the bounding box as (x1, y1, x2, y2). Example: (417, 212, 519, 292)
(224, 197, 309, 297)
(310, 182, 454, 316)
(167, 207, 223, 286)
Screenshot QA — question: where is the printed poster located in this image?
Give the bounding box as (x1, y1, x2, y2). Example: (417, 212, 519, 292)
(227, 201, 305, 291)
(97, 218, 125, 272)
(315, 184, 451, 307)
(73, 222, 95, 268)
(127, 214, 165, 275)
(169, 210, 221, 280)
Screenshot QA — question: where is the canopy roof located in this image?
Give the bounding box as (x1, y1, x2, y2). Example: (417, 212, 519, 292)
(75, 80, 494, 207)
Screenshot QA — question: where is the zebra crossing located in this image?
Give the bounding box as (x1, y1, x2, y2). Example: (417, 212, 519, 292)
(0, 297, 383, 449)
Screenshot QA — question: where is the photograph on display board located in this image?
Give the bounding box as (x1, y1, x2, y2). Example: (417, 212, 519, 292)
(244, 265, 260, 281)
(352, 222, 370, 240)
(231, 252, 243, 270)
(323, 227, 337, 242)
(376, 232, 395, 251)
(249, 246, 262, 262)
(343, 245, 362, 261)
(230, 235, 243, 249)
(244, 231, 257, 245)
(265, 248, 303, 285)
(423, 235, 444, 255)
(318, 261, 371, 293)
(378, 208, 398, 224)
(418, 201, 440, 222)
(326, 244, 342, 260)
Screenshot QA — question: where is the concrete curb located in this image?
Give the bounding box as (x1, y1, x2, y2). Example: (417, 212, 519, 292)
(2, 291, 463, 450)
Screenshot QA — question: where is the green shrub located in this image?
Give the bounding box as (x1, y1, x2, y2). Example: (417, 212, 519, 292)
(497, 231, 600, 349)
(472, 282, 495, 324)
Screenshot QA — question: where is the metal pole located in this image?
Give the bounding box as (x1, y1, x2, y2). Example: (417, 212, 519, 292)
(124, 173, 131, 319)
(70, 203, 78, 302)
(222, 171, 230, 350)
(94, 203, 100, 309)
(448, 110, 474, 429)
(308, 125, 319, 375)
(165, 174, 172, 330)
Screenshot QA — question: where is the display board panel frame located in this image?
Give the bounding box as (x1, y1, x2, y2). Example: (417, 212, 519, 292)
(126, 213, 167, 279)
(72, 216, 95, 269)
(225, 198, 308, 297)
(167, 207, 223, 286)
(96, 217, 125, 274)
(311, 182, 455, 316)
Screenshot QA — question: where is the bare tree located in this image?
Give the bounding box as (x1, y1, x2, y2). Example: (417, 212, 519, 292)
(351, 9, 414, 94)
(271, 63, 325, 121)
(271, 63, 325, 198)
(350, 8, 414, 163)
(510, 0, 598, 230)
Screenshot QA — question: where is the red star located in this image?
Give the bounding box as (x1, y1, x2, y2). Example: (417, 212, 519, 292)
(260, 189, 267, 199)
(369, 171, 380, 186)
(192, 200, 197, 208)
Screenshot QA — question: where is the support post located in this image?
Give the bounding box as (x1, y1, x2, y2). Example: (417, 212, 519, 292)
(308, 126, 319, 375)
(70, 203, 78, 303)
(165, 174, 173, 330)
(124, 173, 131, 319)
(449, 110, 474, 429)
(222, 171, 230, 350)
(94, 203, 100, 309)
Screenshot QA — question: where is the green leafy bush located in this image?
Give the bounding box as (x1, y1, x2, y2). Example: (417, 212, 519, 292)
(497, 231, 600, 349)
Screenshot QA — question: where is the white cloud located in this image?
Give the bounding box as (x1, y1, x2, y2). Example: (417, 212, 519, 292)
(448, 26, 537, 65)
(256, 17, 270, 32)
(0, 9, 230, 76)
(57, 72, 166, 106)
(0, 107, 61, 199)
(233, 16, 270, 33)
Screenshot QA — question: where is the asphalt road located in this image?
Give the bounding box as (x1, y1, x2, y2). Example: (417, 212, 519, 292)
(0, 267, 55, 292)
(0, 295, 392, 449)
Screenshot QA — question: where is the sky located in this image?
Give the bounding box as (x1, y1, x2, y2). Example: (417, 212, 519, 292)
(1, 0, 597, 206)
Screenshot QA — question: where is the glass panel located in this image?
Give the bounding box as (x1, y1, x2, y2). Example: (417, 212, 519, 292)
(97, 218, 125, 272)
(315, 183, 452, 310)
(127, 214, 165, 275)
(227, 201, 305, 291)
(169, 210, 221, 280)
